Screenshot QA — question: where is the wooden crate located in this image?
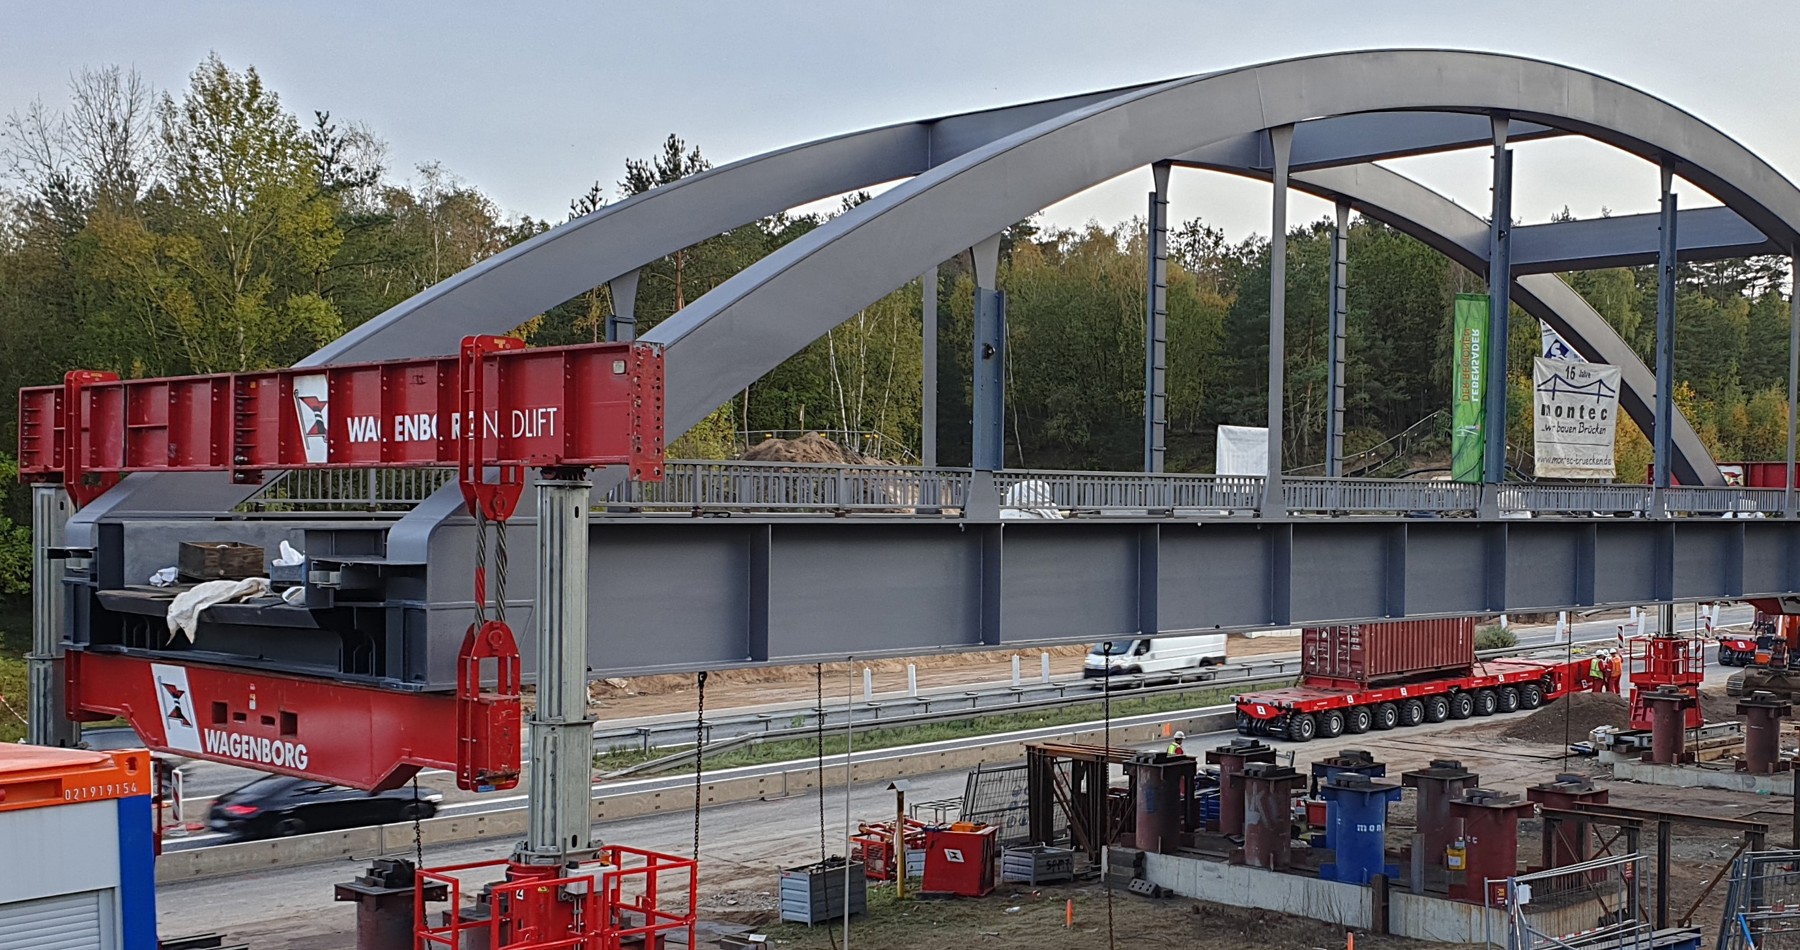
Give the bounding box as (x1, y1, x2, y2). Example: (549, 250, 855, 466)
(178, 542, 265, 581)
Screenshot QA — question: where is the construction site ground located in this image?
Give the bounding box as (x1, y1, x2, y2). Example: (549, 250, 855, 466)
(159, 669, 1786, 950)
(576, 633, 1303, 717)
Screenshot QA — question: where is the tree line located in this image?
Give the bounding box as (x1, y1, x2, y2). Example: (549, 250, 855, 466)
(0, 55, 1793, 585)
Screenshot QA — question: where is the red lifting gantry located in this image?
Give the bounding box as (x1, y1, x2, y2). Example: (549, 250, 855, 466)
(17, 335, 665, 792)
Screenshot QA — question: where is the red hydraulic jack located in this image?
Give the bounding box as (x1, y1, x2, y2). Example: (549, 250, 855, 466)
(1627, 605, 1705, 731)
(417, 377, 695, 949)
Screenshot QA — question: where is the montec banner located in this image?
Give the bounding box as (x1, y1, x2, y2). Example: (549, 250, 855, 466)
(1450, 293, 1489, 483)
(1532, 357, 1621, 478)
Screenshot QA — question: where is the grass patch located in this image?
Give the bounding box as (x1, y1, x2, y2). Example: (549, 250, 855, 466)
(0, 651, 28, 744)
(595, 680, 1279, 774)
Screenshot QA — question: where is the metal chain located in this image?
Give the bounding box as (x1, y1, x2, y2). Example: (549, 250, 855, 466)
(693, 670, 707, 862)
(493, 517, 509, 623)
(410, 774, 425, 870)
(473, 508, 489, 627)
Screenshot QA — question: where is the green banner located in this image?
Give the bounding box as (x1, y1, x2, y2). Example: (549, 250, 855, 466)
(1451, 293, 1489, 483)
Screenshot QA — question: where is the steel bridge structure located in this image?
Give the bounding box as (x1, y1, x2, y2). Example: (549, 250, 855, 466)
(33, 49, 1800, 736)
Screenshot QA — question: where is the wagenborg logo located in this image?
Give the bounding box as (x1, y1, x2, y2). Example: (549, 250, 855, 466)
(148, 663, 310, 769)
(150, 662, 202, 754)
(292, 373, 330, 464)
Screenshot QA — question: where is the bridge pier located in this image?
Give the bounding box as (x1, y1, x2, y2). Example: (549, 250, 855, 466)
(607, 269, 639, 342)
(922, 265, 939, 467)
(1481, 118, 1513, 517)
(971, 233, 1006, 471)
(26, 483, 77, 748)
(1145, 162, 1170, 474)
(1326, 200, 1350, 478)
(1263, 125, 1294, 516)
(1654, 165, 1678, 517)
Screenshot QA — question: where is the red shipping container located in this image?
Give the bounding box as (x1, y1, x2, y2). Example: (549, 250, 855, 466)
(1301, 618, 1477, 686)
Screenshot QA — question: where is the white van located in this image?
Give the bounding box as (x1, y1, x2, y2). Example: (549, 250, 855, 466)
(1083, 634, 1227, 679)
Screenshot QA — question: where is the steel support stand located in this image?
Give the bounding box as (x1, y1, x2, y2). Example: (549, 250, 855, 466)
(922, 265, 939, 467)
(1263, 125, 1294, 516)
(517, 476, 597, 864)
(607, 269, 639, 342)
(1326, 200, 1350, 479)
(971, 234, 1005, 471)
(1654, 166, 1678, 518)
(27, 484, 76, 747)
(1786, 254, 1797, 518)
(1481, 118, 1513, 518)
(1656, 818, 1671, 930)
(1144, 162, 1171, 474)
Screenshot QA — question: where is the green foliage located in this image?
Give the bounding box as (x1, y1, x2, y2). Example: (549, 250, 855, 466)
(1, 57, 1796, 500)
(1474, 626, 1519, 651)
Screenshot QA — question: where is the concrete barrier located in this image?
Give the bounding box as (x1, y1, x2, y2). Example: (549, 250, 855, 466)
(1144, 852, 1371, 929)
(156, 711, 1236, 882)
(1144, 851, 1511, 944)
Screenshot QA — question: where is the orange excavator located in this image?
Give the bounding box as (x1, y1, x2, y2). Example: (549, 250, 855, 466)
(1724, 601, 1800, 697)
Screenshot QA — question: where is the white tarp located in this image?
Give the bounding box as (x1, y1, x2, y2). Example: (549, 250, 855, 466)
(1532, 357, 1621, 478)
(1215, 425, 1268, 476)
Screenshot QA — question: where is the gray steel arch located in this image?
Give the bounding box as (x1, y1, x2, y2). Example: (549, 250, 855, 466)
(75, 49, 1797, 529)
(644, 50, 1800, 449)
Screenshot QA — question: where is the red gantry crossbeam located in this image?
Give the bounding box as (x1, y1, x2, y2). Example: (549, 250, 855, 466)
(19, 336, 665, 505)
(21, 336, 664, 792)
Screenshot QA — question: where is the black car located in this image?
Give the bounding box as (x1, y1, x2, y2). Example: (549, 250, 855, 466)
(207, 774, 442, 839)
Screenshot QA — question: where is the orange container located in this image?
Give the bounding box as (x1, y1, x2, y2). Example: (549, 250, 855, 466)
(0, 745, 152, 813)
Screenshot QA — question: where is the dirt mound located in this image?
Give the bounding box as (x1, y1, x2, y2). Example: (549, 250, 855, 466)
(586, 645, 1093, 700)
(1501, 691, 1629, 743)
(740, 432, 873, 464)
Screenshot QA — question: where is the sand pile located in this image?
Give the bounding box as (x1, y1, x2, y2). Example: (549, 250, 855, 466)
(740, 432, 874, 464)
(1501, 691, 1629, 743)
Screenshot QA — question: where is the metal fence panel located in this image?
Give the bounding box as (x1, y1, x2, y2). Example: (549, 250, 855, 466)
(960, 763, 1051, 847)
(1494, 853, 1647, 950)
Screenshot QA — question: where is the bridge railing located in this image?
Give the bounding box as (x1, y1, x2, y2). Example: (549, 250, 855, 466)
(232, 459, 1795, 520)
(993, 469, 1263, 513)
(605, 459, 969, 513)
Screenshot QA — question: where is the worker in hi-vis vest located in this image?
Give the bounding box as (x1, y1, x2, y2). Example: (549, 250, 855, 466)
(1167, 731, 1186, 756)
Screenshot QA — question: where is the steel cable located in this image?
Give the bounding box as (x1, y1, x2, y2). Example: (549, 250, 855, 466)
(693, 671, 707, 862)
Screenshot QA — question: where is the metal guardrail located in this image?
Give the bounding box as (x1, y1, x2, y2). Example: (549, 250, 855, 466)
(607, 459, 970, 513)
(237, 468, 454, 512)
(592, 656, 1308, 755)
(233, 458, 1793, 520)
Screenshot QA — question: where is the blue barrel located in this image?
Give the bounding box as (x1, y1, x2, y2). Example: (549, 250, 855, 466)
(1318, 774, 1401, 885)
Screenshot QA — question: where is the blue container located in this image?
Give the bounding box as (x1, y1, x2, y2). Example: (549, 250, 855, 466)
(1318, 774, 1401, 885)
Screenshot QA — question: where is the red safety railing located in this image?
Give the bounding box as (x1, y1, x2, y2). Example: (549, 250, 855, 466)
(415, 847, 698, 950)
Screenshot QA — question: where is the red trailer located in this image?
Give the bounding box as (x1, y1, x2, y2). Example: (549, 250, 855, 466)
(1235, 620, 1597, 742)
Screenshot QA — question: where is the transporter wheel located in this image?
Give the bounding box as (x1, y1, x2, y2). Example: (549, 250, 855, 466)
(1372, 702, 1400, 731)
(1473, 689, 1499, 717)
(1498, 687, 1521, 713)
(1286, 713, 1317, 742)
(1399, 699, 1425, 727)
(1520, 683, 1545, 709)
(1345, 705, 1373, 734)
(1424, 695, 1450, 723)
(1317, 710, 1346, 739)
(1449, 692, 1475, 720)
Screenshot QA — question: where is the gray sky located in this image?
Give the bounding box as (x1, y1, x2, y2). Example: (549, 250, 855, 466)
(1, 1, 1790, 241)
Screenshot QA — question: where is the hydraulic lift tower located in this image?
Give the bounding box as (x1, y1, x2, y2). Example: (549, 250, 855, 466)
(19, 336, 672, 900)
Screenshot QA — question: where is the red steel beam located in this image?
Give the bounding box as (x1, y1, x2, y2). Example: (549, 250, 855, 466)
(19, 337, 665, 505)
(67, 650, 514, 792)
